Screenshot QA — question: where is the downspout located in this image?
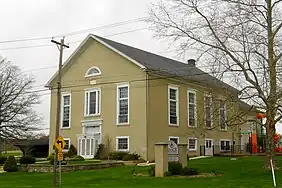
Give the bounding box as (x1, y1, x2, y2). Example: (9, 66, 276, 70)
(145, 71, 149, 161)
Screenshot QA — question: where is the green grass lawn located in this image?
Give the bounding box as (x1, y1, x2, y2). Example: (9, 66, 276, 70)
(0, 156, 281, 187)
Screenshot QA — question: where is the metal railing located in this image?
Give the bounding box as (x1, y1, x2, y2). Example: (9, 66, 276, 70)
(200, 144, 265, 156)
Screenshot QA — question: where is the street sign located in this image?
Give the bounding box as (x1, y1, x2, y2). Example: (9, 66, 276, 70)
(54, 135, 66, 151)
(58, 152, 63, 161)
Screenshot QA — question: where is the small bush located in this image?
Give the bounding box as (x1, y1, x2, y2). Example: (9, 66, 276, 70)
(0, 156, 7, 164)
(67, 144, 77, 158)
(94, 144, 104, 159)
(122, 153, 140, 161)
(109, 151, 128, 160)
(168, 161, 183, 175)
(181, 167, 199, 176)
(3, 156, 18, 172)
(69, 155, 85, 161)
(19, 156, 36, 164)
(148, 165, 155, 177)
(164, 171, 172, 177)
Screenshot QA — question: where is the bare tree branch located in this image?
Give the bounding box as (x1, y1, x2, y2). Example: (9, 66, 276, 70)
(0, 58, 42, 140)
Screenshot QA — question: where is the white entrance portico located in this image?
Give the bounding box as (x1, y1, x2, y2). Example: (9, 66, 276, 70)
(77, 119, 102, 159)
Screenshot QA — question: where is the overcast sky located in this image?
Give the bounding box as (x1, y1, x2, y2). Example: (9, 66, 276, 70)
(0, 0, 280, 134)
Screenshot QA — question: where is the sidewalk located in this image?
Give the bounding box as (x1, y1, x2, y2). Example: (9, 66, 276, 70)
(189, 156, 211, 160)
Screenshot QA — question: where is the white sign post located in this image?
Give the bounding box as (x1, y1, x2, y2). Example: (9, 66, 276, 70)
(270, 159, 277, 187)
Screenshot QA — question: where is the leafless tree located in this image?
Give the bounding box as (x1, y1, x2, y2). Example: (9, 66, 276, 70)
(0, 57, 42, 140)
(147, 0, 282, 168)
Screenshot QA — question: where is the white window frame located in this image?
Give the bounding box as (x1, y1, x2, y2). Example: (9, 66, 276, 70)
(85, 66, 101, 77)
(168, 85, 179, 126)
(84, 88, 101, 116)
(187, 89, 197, 127)
(188, 137, 197, 151)
(61, 93, 71, 129)
(169, 136, 179, 144)
(204, 94, 213, 128)
(116, 83, 130, 125)
(116, 136, 129, 152)
(220, 139, 231, 152)
(63, 138, 71, 152)
(219, 100, 227, 130)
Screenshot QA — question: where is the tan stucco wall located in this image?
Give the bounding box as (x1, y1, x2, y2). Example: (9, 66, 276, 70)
(48, 38, 147, 159)
(48, 37, 251, 161)
(146, 74, 240, 160)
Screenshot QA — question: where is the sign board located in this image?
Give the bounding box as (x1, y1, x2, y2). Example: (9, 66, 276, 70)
(57, 152, 63, 161)
(168, 140, 179, 162)
(54, 135, 66, 152)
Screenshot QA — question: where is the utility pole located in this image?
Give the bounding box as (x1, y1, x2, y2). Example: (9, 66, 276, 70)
(51, 37, 69, 188)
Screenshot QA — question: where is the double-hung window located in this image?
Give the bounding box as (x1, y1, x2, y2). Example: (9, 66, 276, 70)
(116, 136, 129, 151)
(205, 95, 212, 128)
(188, 90, 196, 127)
(117, 83, 129, 124)
(219, 100, 227, 130)
(62, 94, 71, 128)
(188, 138, 197, 151)
(168, 85, 179, 125)
(63, 138, 70, 151)
(220, 140, 231, 151)
(85, 88, 101, 116)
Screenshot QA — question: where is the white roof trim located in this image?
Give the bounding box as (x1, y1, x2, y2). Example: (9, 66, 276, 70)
(45, 34, 146, 88)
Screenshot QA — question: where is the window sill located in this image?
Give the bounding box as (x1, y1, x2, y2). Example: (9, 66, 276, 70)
(116, 149, 129, 152)
(117, 123, 130, 126)
(84, 114, 101, 118)
(61, 127, 71, 130)
(169, 124, 179, 127)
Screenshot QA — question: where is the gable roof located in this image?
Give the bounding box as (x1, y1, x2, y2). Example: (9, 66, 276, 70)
(46, 34, 238, 93)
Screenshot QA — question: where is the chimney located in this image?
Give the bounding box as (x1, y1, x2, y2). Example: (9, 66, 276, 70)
(187, 59, 196, 66)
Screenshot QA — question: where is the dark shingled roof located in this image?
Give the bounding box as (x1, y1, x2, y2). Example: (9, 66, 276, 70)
(93, 34, 238, 93)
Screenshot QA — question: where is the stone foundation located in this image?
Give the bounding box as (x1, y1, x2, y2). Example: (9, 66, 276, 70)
(19, 162, 124, 173)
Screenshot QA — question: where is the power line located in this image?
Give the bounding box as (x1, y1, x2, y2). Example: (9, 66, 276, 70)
(27, 61, 281, 90)
(0, 17, 148, 45)
(18, 68, 250, 97)
(0, 27, 150, 51)
(0, 1, 215, 45)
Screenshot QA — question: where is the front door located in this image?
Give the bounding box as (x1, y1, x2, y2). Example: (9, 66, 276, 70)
(205, 139, 213, 156)
(78, 136, 95, 159)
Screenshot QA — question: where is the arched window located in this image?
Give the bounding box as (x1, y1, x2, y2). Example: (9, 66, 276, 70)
(85, 66, 101, 77)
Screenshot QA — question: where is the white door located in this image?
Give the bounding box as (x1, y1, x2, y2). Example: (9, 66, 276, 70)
(205, 139, 213, 156)
(78, 136, 95, 159)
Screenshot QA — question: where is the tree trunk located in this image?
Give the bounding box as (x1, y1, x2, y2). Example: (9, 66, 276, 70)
(264, 120, 277, 169)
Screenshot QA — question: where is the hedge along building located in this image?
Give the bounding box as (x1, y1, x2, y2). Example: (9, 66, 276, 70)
(45, 34, 258, 161)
